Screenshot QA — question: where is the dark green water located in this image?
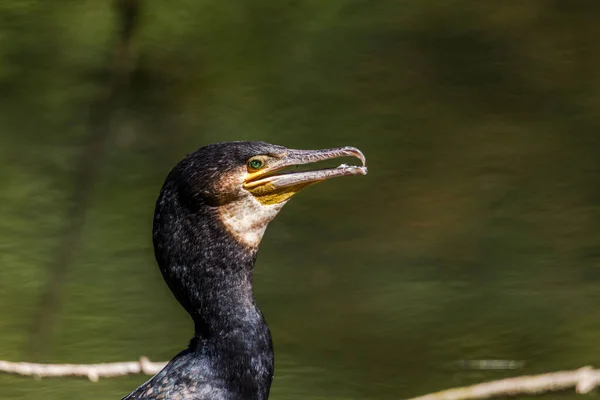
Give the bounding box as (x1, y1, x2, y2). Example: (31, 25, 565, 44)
(2, 1, 600, 399)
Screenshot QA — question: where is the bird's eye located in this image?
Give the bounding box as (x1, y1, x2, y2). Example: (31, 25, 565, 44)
(248, 158, 264, 170)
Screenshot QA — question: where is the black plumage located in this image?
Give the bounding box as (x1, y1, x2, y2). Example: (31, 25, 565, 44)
(123, 141, 366, 400)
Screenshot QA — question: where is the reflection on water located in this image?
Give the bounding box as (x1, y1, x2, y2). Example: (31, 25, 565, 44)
(1, 1, 600, 399)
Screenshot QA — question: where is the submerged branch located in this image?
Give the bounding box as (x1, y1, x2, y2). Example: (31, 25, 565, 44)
(408, 366, 600, 400)
(0, 357, 166, 382)
(1, 360, 599, 397)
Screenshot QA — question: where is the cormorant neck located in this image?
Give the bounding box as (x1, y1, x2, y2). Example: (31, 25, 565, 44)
(186, 256, 260, 342)
(153, 182, 268, 334)
(152, 180, 274, 396)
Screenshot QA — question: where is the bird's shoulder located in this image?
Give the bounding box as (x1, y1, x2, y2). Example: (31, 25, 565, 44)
(122, 350, 228, 400)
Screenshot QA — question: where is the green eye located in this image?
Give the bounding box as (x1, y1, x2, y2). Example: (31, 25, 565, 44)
(248, 158, 264, 170)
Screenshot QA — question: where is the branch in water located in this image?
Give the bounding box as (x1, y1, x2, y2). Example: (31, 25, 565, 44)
(1, 360, 599, 397)
(407, 366, 600, 400)
(0, 357, 167, 382)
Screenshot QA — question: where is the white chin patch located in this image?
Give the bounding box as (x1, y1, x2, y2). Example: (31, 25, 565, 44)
(217, 195, 286, 248)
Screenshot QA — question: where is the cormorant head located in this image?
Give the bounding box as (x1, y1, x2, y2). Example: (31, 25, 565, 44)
(168, 141, 367, 248)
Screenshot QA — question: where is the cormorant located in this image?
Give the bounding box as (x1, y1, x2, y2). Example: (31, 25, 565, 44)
(123, 141, 367, 400)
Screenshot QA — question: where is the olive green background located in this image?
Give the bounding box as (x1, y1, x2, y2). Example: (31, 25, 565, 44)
(1, 1, 600, 399)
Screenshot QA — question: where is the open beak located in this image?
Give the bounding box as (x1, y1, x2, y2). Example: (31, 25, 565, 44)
(243, 146, 367, 205)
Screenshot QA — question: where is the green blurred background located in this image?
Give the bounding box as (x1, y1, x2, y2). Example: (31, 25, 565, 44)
(1, 1, 600, 399)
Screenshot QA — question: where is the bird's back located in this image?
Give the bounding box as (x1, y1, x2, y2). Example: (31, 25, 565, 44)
(122, 350, 229, 400)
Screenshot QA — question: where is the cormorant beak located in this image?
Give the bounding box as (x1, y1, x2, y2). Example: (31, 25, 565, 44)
(243, 146, 367, 205)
